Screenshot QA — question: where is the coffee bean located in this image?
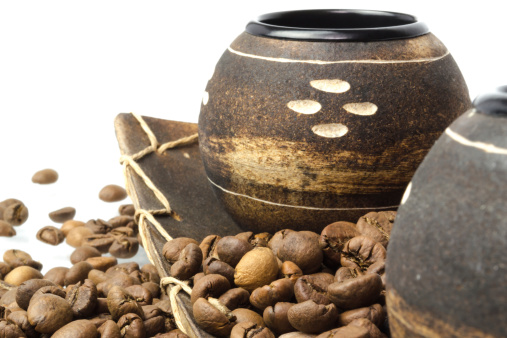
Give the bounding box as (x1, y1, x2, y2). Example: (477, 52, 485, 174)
(31, 169, 59, 184)
(27, 293, 73, 333)
(43, 267, 69, 287)
(97, 319, 121, 338)
(3, 249, 42, 271)
(294, 274, 331, 305)
(70, 246, 101, 264)
(0, 318, 26, 337)
(7, 309, 38, 337)
(125, 285, 152, 306)
(85, 219, 112, 234)
(85, 256, 117, 272)
(118, 204, 135, 216)
(263, 302, 296, 335)
(66, 226, 94, 248)
(250, 278, 294, 311)
(144, 315, 166, 337)
(32, 285, 67, 300)
(142, 282, 161, 299)
(110, 226, 135, 237)
(0, 262, 11, 277)
(349, 318, 385, 338)
(230, 308, 265, 326)
(335, 267, 364, 283)
(2, 201, 29, 226)
(48, 207, 76, 223)
(276, 231, 323, 274)
(4, 266, 43, 286)
(234, 247, 279, 293)
(203, 257, 235, 286)
(108, 236, 139, 259)
(190, 274, 231, 305)
(60, 220, 85, 237)
(154, 330, 189, 338)
(199, 235, 221, 261)
(99, 185, 127, 202)
(16, 279, 57, 310)
(170, 243, 202, 280)
(328, 273, 383, 310)
(192, 297, 236, 337)
(117, 313, 146, 338)
(51, 319, 99, 338)
(356, 211, 396, 248)
(316, 325, 370, 338)
(0, 199, 22, 220)
(0, 220, 16, 237)
(108, 215, 136, 229)
(82, 234, 115, 253)
(231, 321, 275, 338)
(280, 261, 303, 283)
(64, 262, 94, 286)
(106, 286, 144, 321)
(89, 313, 113, 328)
(268, 230, 294, 257)
(141, 264, 160, 284)
(287, 300, 338, 334)
(218, 288, 250, 311)
(36, 226, 65, 245)
(66, 279, 98, 318)
(319, 221, 361, 269)
(106, 262, 140, 276)
(162, 237, 199, 264)
(216, 236, 253, 268)
(337, 303, 385, 327)
(340, 236, 386, 272)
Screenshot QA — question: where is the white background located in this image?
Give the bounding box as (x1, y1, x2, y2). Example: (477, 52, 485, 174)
(1, 1, 506, 273)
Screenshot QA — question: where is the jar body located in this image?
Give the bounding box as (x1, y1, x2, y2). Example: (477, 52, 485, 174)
(198, 17, 470, 233)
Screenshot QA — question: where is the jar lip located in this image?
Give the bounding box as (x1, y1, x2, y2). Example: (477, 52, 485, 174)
(474, 86, 507, 117)
(246, 9, 430, 41)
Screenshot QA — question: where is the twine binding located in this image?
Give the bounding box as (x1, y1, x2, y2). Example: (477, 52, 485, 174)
(119, 112, 198, 335)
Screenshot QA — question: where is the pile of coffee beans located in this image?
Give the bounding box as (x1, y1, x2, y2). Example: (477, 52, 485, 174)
(0, 248, 188, 337)
(163, 211, 395, 338)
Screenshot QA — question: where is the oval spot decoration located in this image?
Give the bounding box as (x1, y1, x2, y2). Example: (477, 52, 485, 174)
(310, 79, 351, 93)
(312, 123, 349, 138)
(343, 102, 378, 116)
(401, 181, 412, 205)
(203, 91, 209, 105)
(287, 100, 322, 114)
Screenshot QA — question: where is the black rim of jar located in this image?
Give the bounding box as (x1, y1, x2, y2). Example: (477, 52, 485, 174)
(474, 86, 507, 117)
(246, 9, 429, 41)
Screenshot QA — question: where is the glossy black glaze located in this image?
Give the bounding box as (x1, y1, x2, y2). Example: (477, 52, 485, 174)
(474, 85, 507, 117)
(246, 9, 429, 41)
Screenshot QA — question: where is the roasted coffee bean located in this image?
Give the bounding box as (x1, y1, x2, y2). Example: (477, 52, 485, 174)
(276, 231, 323, 274)
(199, 235, 221, 261)
(231, 321, 275, 338)
(85, 219, 112, 234)
(110, 226, 135, 237)
(7, 309, 38, 337)
(335, 267, 364, 283)
(88, 269, 108, 286)
(70, 246, 101, 264)
(141, 264, 160, 284)
(316, 325, 370, 338)
(155, 300, 178, 332)
(328, 273, 382, 310)
(108, 215, 135, 229)
(142, 304, 162, 320)
(2, 201, 29, 226)
(319, 221, 361, 269)
(27, 293, 73, 333)
(66, 279, 98, 318)
(82, 234, 115, 253)
(98, 319, 121, 338)
(263, 302, 296, 335)
(99, 184, 127, 202)
(231, 308, 265, 326)
(60, 220, 85, 237)
(0, 287, 18, 307)
(203, 257, 235, 285)
(234, 247, 279, 293)
(163, 237, 199, 264)
(0, 262, 11, 277)
(16, 279, 57, 310)
(216, 236, 253, 268)
(43, 267, 69, 287)
(64, 262, 93, 286)
(337, 303, 385, 327)
(4, 266, 43, 286)
(287, 300, 338, 334)
(125, 285, 152, 306)
(48, 207, 76, 223)
(144, 315, 166, 337)
(106, 262, 140, 276)
(86, 256, 117, 272)
(118, 313, 146, 337)
(280, 261, 303, 283)
(109, 236, 139, 258)
(268, 230, 294, 257)
(51, 319, 99, 338)
(349, 318, 386, 338)
(107, 286, 144, 321)
(0, 199, 22, 220)
(32, 285, 67, 300)
(294, 274, 331, 305)
(218, 288, 250, 311)
(0, 318, 26, 338)
(0, 220, 16, 237)
(251, 232, 272, 248)
(340, 236, 386, 272)
(88, 313, 112, 328)
(66, 226, 94, 248)
(154, 329, 190, 338)
(190, 274, 231, 305)
(356, 211, 396, 248)
(3, 249, 42, 271)
(118, 204, 135, 216)
(94, 297, 109, 314)
(170, 243, 202, 280)
(193, 297, 236, 337)
(250, 278, 294, 311)
(97, 272, 139, 297)
(36, 226, 65, 245)
(31, 169, 58, 184)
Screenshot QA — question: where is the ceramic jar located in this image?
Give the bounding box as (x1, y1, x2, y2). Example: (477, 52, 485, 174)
(386, 87, 507, 337)
(198, 9, 471, 233)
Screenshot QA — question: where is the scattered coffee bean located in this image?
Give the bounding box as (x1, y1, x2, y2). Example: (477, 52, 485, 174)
(2, 201, 28, 226)
(0, 198, 22, 220)
(85, 219, 112, 234)
(118, 204, 135, 216)
(0, 220, 16, 237)
(337, 303, 385, 327)
(51, 319, 99, 338)
(60, 220, 85, 237)
(66, 226, 94, 248)
(231, 307, 265, 326)
(108, 236, 139, 258)
(7, 309, 38, 337)
(193, 297, 236, 337)
(66, 279, 98, 318)
(231, 321, 275, 338)
(250, 278, 294, 311)
(287, 300, 338, 334)
(162, 237, 199, 264)
(82, 234, 115, 253)
(31, 168, 59, 184)
(99, 184, 127, 202)
(70, 246, 102, 264)
(216, 236, 253, 268)
(276, 231, 323, 274)
(319, 221, 361, 269)
(98, 319, 121, 337)
(356, 211, 396, 248)
(0, 318, 26, 337)
(4, 266, 43, 286)
(263, 302, 296, 335)
(316, 325, 370, 338)
(170, 243, 202, 280)
(49, 207, 76, 223)
(234, 247, 279, 293)
(328, 273, 383, 310)
(106, 285, 144, 321)
(218, 287, 250, 311)
(36, 225, 65, 245)
(190, 274, 231, 305)
(3, 249, 42, 271)
(203, 257, 235, 286)
(43, 266, 69, 287)
(16, 278, 57, 310)
(64, 261, 94, 286)
(118, 312, 146, 338)
(27, 293, 73, 333)
(85, 256, 117, 272)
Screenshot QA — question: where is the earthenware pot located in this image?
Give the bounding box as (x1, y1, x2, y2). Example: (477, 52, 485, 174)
(198, 9, 471, 233)
(386, 86, 507, 337)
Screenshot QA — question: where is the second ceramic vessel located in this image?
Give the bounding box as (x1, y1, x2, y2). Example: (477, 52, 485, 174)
(198, 9, 471, 233)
